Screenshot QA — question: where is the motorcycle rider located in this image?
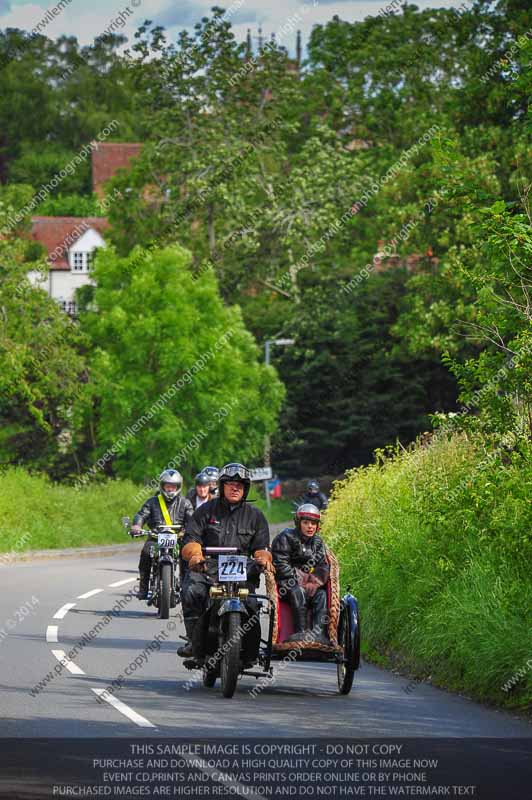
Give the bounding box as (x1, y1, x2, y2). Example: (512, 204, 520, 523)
(202, 465, 219, 497)
(301, 479, 328, 511)
(177, 462, 273, 658)
(272, 503, 330, 645)
(131, 469, 194, 600)
(186, 466, 219, 502)
(189, 472, 212, 510)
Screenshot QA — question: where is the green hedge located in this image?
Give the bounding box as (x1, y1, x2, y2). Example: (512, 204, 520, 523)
(0, 468, 139, 553)
(322, 434, 532, 710)
(0, 468, 291, 555)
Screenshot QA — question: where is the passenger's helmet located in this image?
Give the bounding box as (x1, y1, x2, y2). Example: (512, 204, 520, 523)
(295, 503, 321, 530)
(195, 472, 211, 487)
(219, 463, 251, 501)
(307, 480, 320, 494)
(158, 469, 183, 501)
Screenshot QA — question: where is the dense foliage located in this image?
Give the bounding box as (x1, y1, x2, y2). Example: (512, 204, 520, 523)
(0, 1, 530, 479)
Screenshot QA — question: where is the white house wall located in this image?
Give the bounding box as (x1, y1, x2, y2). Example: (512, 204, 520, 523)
(27, 270, 50, 293)
(50, 270, 94, 303)
(70, 227, 106, 253)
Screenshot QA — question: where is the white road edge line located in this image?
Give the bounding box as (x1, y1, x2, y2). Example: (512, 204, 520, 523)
(92, 689, 156, 728)
(77, 588, 103, 600)
(52, 649, 85, 675)
(53, 602, 76, 619)
(108, 578, 137, 588)
(46, 625, 59, 643)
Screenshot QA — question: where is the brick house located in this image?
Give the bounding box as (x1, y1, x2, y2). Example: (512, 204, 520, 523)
(28, 142, 141, 314)
(91, 142, 142, 198)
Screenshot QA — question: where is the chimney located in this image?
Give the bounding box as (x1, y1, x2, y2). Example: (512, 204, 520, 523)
(258, 25, 263, 52)
(296, 30, 302, 68)
(246, 28, 252, 56)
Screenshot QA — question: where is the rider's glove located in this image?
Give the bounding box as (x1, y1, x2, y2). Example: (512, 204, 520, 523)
(254, 549, 275, 574)
(182, 541, 205, 572)
(188, 555, 207, 572)
(304, 573, 325, 598)
(130, 524, 143, 537)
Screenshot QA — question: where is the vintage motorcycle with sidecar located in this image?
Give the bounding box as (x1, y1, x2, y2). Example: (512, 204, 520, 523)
(182, 545, 360, 697)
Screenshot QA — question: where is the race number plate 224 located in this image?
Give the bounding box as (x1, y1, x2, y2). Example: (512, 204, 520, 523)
(218, 555, 247, 582)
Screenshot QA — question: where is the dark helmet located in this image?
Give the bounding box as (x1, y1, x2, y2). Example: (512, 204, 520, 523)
(295, 503, 321, 530)
(159, 469, 183, 501)
(307, 480, 320, 494)
(219, 463, 251, 501)
(195, 472, 211, 487)
(202, 466, 219, 482)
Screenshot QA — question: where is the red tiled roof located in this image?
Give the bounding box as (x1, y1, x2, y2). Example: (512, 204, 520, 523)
(30, 216, 110, 269)
(91, 142, 142, 197)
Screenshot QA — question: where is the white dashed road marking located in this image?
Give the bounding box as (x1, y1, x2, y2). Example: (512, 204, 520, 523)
(108, 578, 137, 588)
(52, 649, 85, 675)
(92, 689, 156, 727)
(46, 577, 153, 729)
(77, 588, 103, 599)
(53, 602, 76, 619)
(46, 625, 58, 643)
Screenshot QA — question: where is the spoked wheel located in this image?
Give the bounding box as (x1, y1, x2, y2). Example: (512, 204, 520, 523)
(220, 611, 242, 698)
(337, 604, 359, 695)
(159, 564, 171, 620)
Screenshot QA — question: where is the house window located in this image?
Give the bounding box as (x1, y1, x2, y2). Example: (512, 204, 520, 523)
(72, 252, 85, 271)
(57, 299, 78, 315)
(71, 251, 93, 272)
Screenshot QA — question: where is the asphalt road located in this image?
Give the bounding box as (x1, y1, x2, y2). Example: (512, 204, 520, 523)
(1, 546, 531, 739)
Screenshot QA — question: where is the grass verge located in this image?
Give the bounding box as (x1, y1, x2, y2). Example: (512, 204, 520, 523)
(322, 433, 532, 711)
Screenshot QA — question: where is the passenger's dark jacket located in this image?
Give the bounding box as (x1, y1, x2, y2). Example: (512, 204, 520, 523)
(272, 527, 329, 586)
(133, 493, 193, 537)
(300, 491, 328, 511)
(183, 496, 269, 581)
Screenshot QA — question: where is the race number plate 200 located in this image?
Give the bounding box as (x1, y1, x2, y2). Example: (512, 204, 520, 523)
(158, 533, 177, 549)
(218, 555, 247, 582)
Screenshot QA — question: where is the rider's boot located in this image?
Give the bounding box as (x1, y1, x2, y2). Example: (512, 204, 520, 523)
(286, 605, 308, 642)
(137, 572, 150, 600)
(310, 602, 331, 646)
(177, 619, 195, 658)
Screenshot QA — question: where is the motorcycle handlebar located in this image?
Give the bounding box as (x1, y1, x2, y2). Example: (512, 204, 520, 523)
(128, 524, 183, 538)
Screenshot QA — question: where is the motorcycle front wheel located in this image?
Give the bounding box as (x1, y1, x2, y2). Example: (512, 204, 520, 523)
(220, 611, 242, 698)
(159, 563, 171, 620)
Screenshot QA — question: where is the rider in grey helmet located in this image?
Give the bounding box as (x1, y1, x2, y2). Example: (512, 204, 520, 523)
(186, 466, 219, 502)
(189, 472, 211, 510)
(131, 469, 193, 599)
(202, 465, 219, 496)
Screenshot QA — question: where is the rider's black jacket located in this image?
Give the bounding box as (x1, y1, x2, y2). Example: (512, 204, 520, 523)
(300, 491, 328, 511)
(183, 497, 269, 579)
(133, 493, 193, 537)
(272, 527, 329, 585)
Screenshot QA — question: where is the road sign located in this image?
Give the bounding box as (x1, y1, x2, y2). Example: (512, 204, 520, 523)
(250, 467, 273, 481)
